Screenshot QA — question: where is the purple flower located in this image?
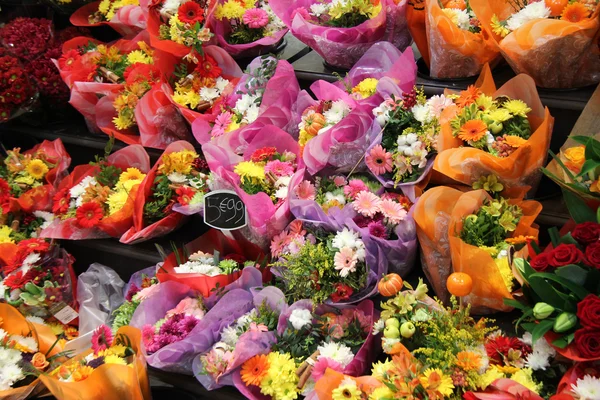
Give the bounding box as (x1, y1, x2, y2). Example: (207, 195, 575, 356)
(177, 315, 200, 334)
(368, 221, 388, 239)
(87, 356, 105, 369)
(125, 283, 140, 302)
(353, 214, 371, 228)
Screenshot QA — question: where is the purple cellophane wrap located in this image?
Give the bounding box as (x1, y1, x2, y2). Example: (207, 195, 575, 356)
(130, 283, 255, 373)
(192, 286, 288, 390)
(202, 125, 305, 250)
(124, 265, 157, 297)
(383, 0, 411, 50)
(192, 57, 300, 154)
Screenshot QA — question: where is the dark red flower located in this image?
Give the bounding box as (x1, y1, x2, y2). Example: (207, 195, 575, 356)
(574, 327, 600, 359)
(330, 283, 353, 303)
(530, 252, 551, 272)
(195, 54, 222, 79)
(177, 2, 205, 24)
(572, 222, 600, 246)
(585, 242, 600, 269)
(59, 49, 82, 71)
(485, 335, 530, 365)
(76, 202, 104, 228)
(368, 221, 388, 239)
(52, 188, 71, 215)
(577, 294, 600, 329)
(0, 18, 53, 61)
(251, 147, 277, 163)
(176, 186, 196, 206)
(549, 244, 584, 267)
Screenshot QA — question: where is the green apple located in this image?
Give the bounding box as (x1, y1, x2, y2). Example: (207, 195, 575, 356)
(400, 322, 416, 338)
(383, 326, 400, 339)
(385, 318, 400, 329)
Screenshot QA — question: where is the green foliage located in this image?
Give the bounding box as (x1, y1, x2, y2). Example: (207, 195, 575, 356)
(255, 301, 280, 331)
(112, 299, 140, 331)
(90, 137, 123, 187)
(228, 25, 266, 45)
(460, 198, 522, 248)
(143, 175, 174, 225)
(241, 56, 278, 97)
(326, 11, 369, 27)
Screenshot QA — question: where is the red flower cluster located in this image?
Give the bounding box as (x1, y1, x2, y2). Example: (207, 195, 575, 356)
(2, 238, 51, 276)
(0, 48, 36, 122)
(76, 202, 104, 228)
(195, 54, 222, 79)
(484, 334, 531, 366)
(575, 294, 600, 359)
(52, 188, 71, 214)
(330, 283, 354, 302)
(0, 18, 53, 61)
(124, 63, 161, 86)
(176, 186, 195, 205)
(27, 48, 70, 105)
(251, 147, 277, 163)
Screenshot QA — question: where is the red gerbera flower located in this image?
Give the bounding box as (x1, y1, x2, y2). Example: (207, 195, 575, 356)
(251, 147, 277, 163)
(178, 1, 205, 24)
(485, 335, 531, 365)
(4, 271, 27, 290)
(17, 238, 51, 254)
(176, 186, 196, 206)
(330, 283, 353, 302)
(76, 202, 104, 228)
(52, 187, 71, 215)
(195, 54, 222, 79)
(58, 49, 81, 71)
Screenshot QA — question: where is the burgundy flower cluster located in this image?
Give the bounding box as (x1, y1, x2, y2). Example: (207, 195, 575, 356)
(0, 48, 36, 122)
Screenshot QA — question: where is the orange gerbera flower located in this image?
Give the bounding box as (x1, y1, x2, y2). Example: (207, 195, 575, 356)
(241, 354, 270, 386)
(506, 235, 536, 245)
(456, 351, 482, 371)
(456, 85, 482, 107)
(561, 3, 590, 22)
(458, 120, 488, 142)
(504, 135, 527, 148)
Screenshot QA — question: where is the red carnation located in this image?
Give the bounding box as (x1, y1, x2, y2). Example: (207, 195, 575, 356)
(76, 202, 104, 228)
(176, 186, 196, 206)
(59, 49, 82, 71)
(485, 335, 531, 365)
(330, 283, 353, 303)
(574, 327, 600, 359)
(529, 252, 551, 272)
(178, 2, 205, 24)
(195, 54, 222, 79)
(251, 147, 277, 163)
(549, 244, 584, 267)
(577, 295, 600, 329)
(52, 188, 71, 215)
(572, 222, 600, 246)
(585, 242, 600, 269)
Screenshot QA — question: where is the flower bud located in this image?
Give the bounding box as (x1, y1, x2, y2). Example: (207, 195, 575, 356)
(489, 122, 503, 135)
(553, 312, 577, 333)
(400, 321, 416, 338)
(533, 302, 554, 320)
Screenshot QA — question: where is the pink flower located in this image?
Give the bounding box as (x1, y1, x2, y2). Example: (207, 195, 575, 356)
(264, 160, 294, 177)
(91, 324, 113, 354)
(166, 297, 205, 319)
(366, 145, 393, 176)
(142, 325, 156, 348)
(344, 179, 369, 200)
(212, 111, 233, 138)
(353, 191, 381, 217)
(295, 180, 316, 200)
(379, 198, 407, 224)
(271, 230, 290, 258)
(135, 284, 159, 301)
(334, 246, 358, 277)
(333, 176, 348, 187)
(242, 8, 269, 29)
(312, 357, 344, 381)
(249, 322, 269, 333)
(291, 7, 310, 20)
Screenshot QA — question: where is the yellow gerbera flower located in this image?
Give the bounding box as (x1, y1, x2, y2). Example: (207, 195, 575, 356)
(106, 344, 128, 357)
(234, 161, 265, 182)
(0, 225, 14, 244)
(491, 14, 510, 37)
(26, 159, 49, 180)
(503, 100, 531, 117)
(368, 386, 394, 400)
(118, 168, 145, 184)
(332, 379, 362, 400)
(420, 368, 455, 397)
(104, 354, 127, 365)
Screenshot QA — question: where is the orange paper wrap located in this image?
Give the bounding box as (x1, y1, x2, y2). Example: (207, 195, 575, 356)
(414, 187, 542, 314)
(39, 327, 151, 400)
(314, 369, 382, 400)
(434, 64, 554, 194)
(471, 0, 600, 88)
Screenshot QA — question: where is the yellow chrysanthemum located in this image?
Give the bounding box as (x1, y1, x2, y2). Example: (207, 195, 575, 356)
(503, 100, 531, 117)
(48, 323, 65, 336)
(107, 190, 129, 215)
(479, 245, 499, 257)
(487, 108, 512, 123)
(159, 150, 198, 175)
(169, 15, 185, 44)
(127, 50, 152, 65)
(113, 114, 135, 131)
(477, 366, 505, 389)
(234, 161, 265, 182)
(185, 90, 202, 110)
(172, 90, 189, 107)
(98, 0, 112, 15)
(226, 120, 240, 133)
(215, 0, 246, 20)
(495, 256, 514, 292)
(511, 368, 542, 394)
(242, 0, 255, 8)
(420, 369, 455, 397)
(371, 359, 393, 380)
(0, 226, 14, 244)
(332, 381, 362, 400)
(491, 14, 510, 37)
(118, 168, 145, 184)
(298, 129, 316, 146)
(476, 94, 494, 111)
(368, 386, 394, 400)
(369, 2, 382, 17)
(352, 78, 379, 98)
(104, 354, 127, 365)
(14, 175, 36, 186)
(26, 159, 49, 180)
(496, 364, 519, 374)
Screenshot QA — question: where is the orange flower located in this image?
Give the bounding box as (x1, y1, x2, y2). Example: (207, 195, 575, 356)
(456, 86, 482, 108)
(504, 135, 527, 148)
(241, 354, 270, 386)
(458, 120, 488, 142)
(64, 326, 79, 340)
(71, 365, 95, 382)
(561, 3, 590, 22)
(506, 235, 536, 245)
(455, 351, 481, 371)
(31, 352, 50, 371)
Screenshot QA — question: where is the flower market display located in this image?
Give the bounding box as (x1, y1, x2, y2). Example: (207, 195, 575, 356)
(2, 1, 600, 398)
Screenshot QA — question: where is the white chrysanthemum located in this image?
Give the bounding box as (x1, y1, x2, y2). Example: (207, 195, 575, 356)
(9, 335, 38, 353)
(167, 172, 187, 183)
(372, 319, 385, 335)
(243, 104, 260, 124)
(317, 342, 354, 367)
(323, 100, 351, 125)
(22, 253, 41, 269)
(525, 350, 551, 371)
(572, 375, 600, 400)
(332, 228, 360, 250)
(443, 7, 471, 30)
(426, 94, 453, 118)
(33, 211, 55, 230)
(199, 87, 220, 102)
(275, 186, 289, 199)
(236, 309, 257, 329)
(411, 104, 433, 124)
(220, 325, 240, 347)
(234, 94, 254, 115)
(289, 308, 312, 330)
(0, 347, 21, 365)
(0, 363, 24, 390)
(354, 240, 366, 262)
(310, 3, 328, 16)
(215, 77, 230, 93)
(26, 316, 46, 325)
(174, 261, 222, 276)
(325, 192, 346, 205)
(69, 176, 97, 199)
(506, 2, 550, 31)
(382, 337, 400, 353)
(161, 0, 186, 15)
(188, 252, 215, 264)
(275, 176, 292, 188)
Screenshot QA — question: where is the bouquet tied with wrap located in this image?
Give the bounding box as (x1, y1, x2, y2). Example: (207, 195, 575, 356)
(70, 0, 146, 37)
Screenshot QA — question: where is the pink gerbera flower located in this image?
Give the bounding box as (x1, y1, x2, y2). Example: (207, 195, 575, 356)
(333, 176, 348, 187)
(366, 145, 393, 176)
(352, 191, 381, 217)
(295, 180, 316, 200)
(242, 8, 269, 29)
(264, 160, 294, 177)
(334, 246, 358, 277)
(291, 7, 310, 20)
(379, 198, 408, 224)
(344, 179, 369, 200)
(212, 111, 233, 138)
(312, 358, 344, 381)
(270, 230, 290, 258)
(91, 324, 113, 354)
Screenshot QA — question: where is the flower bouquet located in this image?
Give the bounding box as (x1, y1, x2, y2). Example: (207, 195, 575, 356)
(192, 56, 300, 155)
(552, 363, 600, 399)
(0, 48, 37, 123)
(70, 0, 146, 37)
(39, 325, 151, 400)
(0, 139, 71, 214)
(234, 298, 379, 398)
(433, 64, 554, 194)
(41, 143, 150, 239)
(192, 286, 287, 390)
(111, 270, 159, 331)
(471, 0, 600, 88)
(156, 228, 269, 297)
(0, 210, 55, 260)
(203, 125, 304, 249)
(414, 183, 542, 313)
(270, 0, 409, 69)
(209, 0, 288, 58)
(0, 240, 78, 327)
(120, 141, 210, 243)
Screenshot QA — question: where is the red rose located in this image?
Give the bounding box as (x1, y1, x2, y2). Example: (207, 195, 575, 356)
(572, 222, 600, 246)
(549, 244, 584, 267)
(330, 283, 353, 303)
(577, 295, 600, 329)
(530, 252, 551, 272)
(585, 242, 600, 269)
(574, 327, 600, 359)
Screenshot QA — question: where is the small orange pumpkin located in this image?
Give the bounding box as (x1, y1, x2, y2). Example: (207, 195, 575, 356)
(447, 272, 473, 297)
(545, 0, 568, 17)
(304, 113, 326, 136)
(445, 0, 466, 10)
(378, 273, 404, 297)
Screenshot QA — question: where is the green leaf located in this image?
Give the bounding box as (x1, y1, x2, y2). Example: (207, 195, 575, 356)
(571, 136, 592, 146)
(503, 298, 526, 310)
(530, 272, 590, 300)
(515, 308, 534, 331)
(578, 159, 600, 178)
(552, 332, 575, 349)
(556, 264, 589, 286)
(558, 232, 580, 246)
(563, 188, 597, 223)
(527, 275, 570, 309)
(518, 258, 537, 283)
(549, 227, 560, 247)
(584, 136, 600, 162)
(521, 322, 537, 332)
(532, 319, 555, 343)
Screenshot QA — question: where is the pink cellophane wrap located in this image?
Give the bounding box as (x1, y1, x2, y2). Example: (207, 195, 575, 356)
(192, 286, 288, 390)
(40, 145, 150, 240)
(468, 378, 544, 400)
(130, 284, 255, 373)
(203, 125, 305, 250)
(192, 57, 300, 154)
(70, 1, 146, 37)
(270, 0, 406, 68)
(120, 141, 194, 244)
(383, 0, 411, 50)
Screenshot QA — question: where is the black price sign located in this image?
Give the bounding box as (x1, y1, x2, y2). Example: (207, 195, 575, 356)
(203, 190, 248, 230)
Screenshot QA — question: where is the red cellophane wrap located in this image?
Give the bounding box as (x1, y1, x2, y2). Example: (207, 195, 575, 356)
(10, 139, 71, 214)
(70, 1, 147, 38)
(550, 363, 600, 400)
(39, 145, 150, 240)
(314, 369, 383, 400)
(119, 141, 193, 244)
(468, 378, 544, 400)
(414, 187, 542, 314)
(157, 229, 269, 297)
(39, 327, 151, 400)
(433, 64, 554, 195)
(154, 46, 243, 125)
(0, 303, 63, 400)
(471, 0, 600, 88)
